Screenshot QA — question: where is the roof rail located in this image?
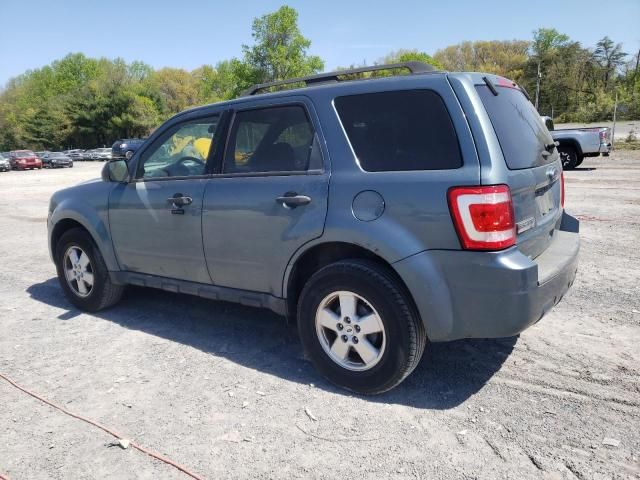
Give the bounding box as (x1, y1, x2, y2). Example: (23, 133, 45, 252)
(242, 61, 438, 96)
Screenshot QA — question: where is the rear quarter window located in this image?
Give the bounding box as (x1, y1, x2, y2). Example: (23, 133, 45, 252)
(334, 90, 462, 172)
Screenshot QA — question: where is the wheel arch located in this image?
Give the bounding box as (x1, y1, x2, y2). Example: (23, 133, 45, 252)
(49, 208, 120, 272)
(284, 241, 419, 324)
(556, 138, 583, 158)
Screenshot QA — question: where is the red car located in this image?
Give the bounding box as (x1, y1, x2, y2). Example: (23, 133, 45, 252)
(9, 150, 42, 170)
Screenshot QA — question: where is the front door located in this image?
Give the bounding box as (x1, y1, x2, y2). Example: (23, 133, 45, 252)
(202, 101, 329, 296)
(109, 114, 222, 284)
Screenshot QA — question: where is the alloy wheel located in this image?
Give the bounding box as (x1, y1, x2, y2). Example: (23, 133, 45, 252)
(315, 290, 386, 371)
(63, 246, 94, 297)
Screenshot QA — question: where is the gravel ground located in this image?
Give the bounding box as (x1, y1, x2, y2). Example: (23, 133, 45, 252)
(0, 154, 639, 480)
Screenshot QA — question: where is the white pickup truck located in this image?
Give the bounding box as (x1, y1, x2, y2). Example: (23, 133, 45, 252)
(542, 117, 612, 169)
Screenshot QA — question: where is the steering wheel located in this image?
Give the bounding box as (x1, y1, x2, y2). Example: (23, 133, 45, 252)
(176, 156, 206, 168)
(161, 156, 206, 176)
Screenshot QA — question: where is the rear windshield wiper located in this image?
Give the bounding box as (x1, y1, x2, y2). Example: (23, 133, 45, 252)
(482, 76, 499, 96)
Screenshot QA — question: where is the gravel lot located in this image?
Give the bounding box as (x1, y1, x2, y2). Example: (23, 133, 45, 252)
(1, 153, 639, 480)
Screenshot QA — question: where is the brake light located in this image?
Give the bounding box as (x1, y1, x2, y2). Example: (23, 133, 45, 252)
(561, 171, 565, 208)
(448, 185, 516, 250)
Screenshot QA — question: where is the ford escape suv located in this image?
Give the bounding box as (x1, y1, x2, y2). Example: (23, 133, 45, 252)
(48, 62, 579, 394)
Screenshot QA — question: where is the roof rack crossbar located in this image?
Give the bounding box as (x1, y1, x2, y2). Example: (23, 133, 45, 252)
(242, 61, 437, 96)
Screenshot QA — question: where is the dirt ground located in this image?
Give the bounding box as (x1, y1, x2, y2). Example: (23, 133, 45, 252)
(1, 153, 639, 480)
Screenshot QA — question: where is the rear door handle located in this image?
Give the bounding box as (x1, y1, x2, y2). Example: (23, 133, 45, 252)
(168, 194, 193, 207)
(275, 193, 311, 209)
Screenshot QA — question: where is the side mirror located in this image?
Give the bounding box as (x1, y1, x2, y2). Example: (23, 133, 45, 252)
(102, 159, 129, 183)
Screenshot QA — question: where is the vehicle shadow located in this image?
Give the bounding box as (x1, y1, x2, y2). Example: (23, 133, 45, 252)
(28, 278, 517, 409)
(571, 167, 597, 171)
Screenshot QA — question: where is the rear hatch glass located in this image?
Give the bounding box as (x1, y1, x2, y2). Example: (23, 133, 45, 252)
(476, 81, 563, 260)
(475, 84, 555, 170)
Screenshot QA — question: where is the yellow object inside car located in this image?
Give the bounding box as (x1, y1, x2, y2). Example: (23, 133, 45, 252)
(167, 135, 213, 160)
(193, 138, 212, 159)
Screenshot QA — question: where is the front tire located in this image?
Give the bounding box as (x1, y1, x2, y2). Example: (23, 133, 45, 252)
(297, 259, 426, 394)
(55, 228, 124, 312)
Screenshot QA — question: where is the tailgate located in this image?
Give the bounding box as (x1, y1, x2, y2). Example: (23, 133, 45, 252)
(476, 79, 563, 259)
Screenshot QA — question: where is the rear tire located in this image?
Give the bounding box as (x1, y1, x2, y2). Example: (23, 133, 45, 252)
(559, 146, 579, 170)
(297, 259, 426, 394)
(55, 228, 124, 312)
(575, 157, 584, 167)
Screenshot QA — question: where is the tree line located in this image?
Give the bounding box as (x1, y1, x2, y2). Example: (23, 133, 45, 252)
(0, 6, 638, 151)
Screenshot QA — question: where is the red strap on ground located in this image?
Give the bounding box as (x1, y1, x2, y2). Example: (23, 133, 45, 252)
(0, 372, 206, 480)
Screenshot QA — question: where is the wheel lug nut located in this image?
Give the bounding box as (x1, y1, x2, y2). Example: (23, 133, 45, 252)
(344, 317, 351, 324)
(337, 323, 343, 331)
(341, 335, 348, 342)
(352, 336, 359, 344)
(354, 325, 361, 333)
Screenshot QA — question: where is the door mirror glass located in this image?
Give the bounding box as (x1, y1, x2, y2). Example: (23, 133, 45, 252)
(102, 159, 129, 182)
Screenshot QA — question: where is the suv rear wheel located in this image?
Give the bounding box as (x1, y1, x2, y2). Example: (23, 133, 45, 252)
(297, 259, 426, 394)
(55, 228, 124, 312)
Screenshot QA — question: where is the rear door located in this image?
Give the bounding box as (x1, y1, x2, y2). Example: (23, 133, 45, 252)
(475, 81, 563, 259)
(202, 97, 329, 296)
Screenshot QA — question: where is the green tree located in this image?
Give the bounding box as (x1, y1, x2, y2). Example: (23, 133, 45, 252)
(531, 28, 570, 109)
(434, 40, 530, 81)
(240, 6, 324, 89)
(594, 36, 627, 88)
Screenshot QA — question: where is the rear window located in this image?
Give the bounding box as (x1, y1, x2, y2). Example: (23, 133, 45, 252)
(334, 90, 462, 172)
(476, 85, 555, 170)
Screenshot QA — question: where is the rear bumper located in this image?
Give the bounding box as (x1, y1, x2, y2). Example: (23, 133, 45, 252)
(394, 212, 580, 342)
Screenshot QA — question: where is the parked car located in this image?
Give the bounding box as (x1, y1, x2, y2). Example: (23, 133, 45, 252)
(9, 150, 42, 170)
(42, 152, 73, 168)
(36, 151, 51, 166)
(541, 117, 611, 169)
(111, 139, 146, 159)
(0, 153, 10, 172)
(48, 63, 580, 394)
(63, 149, 86, 161)
(80, 149, 96, 161)
(89, 148, 113, 161)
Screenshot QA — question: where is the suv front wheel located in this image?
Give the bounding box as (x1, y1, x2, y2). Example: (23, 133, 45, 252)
(297, 259, 426, 394)
(55, 228, 124, 312)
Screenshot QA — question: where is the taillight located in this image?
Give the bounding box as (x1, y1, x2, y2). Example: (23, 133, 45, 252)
(448, 185, 516, 251)
(560, 171, 565, 208)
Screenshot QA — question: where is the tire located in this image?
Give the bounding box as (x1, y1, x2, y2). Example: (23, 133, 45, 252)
(55, 228, 124, 312)
(297, 259, 426, 394)
(559, 146, 579, 170)
(575, 157, 584, 167)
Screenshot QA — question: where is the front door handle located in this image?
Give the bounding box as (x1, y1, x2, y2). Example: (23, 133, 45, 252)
(168, 194, 193, 207)
(275, 192, 311, 209)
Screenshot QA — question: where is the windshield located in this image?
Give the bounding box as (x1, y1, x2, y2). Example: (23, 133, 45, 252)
(476, 84, 555, 170)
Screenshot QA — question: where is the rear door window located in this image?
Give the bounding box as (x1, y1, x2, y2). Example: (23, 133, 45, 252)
(475, 85, 555, 170)
(334, 90, 462, 172)
(224, 105, 321, 174)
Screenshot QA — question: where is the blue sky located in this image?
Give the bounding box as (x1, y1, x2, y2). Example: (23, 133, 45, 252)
(1, 0, 638, 86)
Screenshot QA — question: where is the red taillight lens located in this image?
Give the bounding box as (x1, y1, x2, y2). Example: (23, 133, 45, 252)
(448, 185, 516, 251)
(560, 171, 565, 208)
